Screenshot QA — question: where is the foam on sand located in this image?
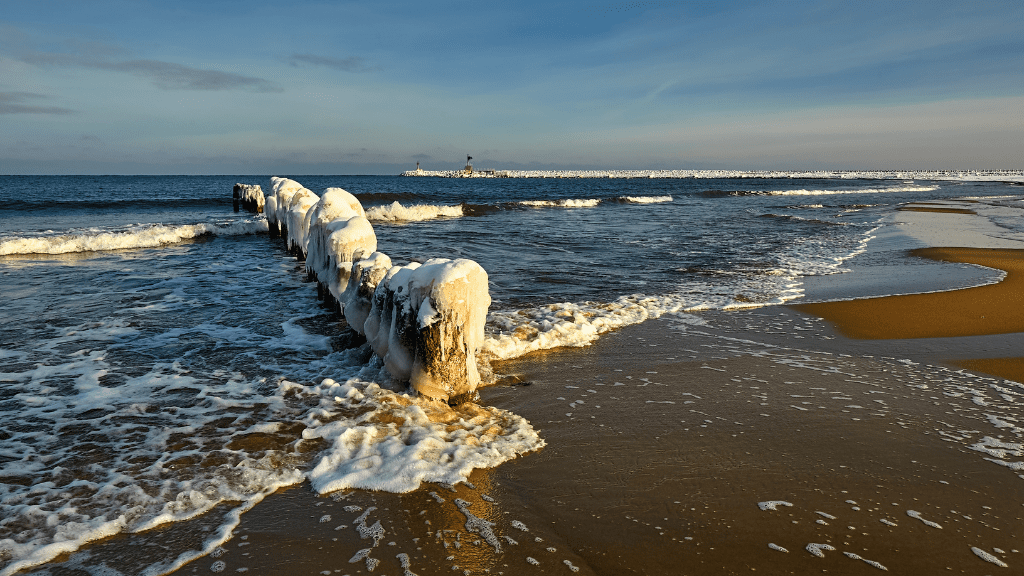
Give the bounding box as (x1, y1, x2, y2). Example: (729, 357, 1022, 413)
(302, 377, 545, 494)
(365, 202, 463, 222)
(0, 219, 268, 256)
(971, 546, 1009, 568)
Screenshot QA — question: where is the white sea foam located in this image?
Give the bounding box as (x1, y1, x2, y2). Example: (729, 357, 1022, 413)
(618, 195, 673, 204)
(302, 375, 545, 494)
(519, 199, 601, 208)
(764, 185, 939, 196)
(0, 219, 268, 256)
(365, 201, 464, 222)
(758, 501, 794, 511)
(806, 543, 835, 558)
(0, 345, 306, 576)
(971, 547, 1009, 568)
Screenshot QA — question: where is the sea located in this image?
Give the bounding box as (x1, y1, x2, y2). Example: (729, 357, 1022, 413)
(1, 174, 1022, 575)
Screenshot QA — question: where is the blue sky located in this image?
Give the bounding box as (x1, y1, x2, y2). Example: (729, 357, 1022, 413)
(1, 0, 1021, 174)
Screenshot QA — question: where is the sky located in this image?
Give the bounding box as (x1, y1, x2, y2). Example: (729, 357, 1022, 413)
(1, 0, 1022, 174)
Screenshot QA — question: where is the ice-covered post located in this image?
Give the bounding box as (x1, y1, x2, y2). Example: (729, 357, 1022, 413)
(232, 184, 265, 213)
(359, 258, 491, 404)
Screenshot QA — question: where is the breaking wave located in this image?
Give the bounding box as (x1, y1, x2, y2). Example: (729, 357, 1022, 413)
(519, 198, 601, 208)
(616, 195, 673, 204)
(701, 185, 939, 198)
(364, 201, 463, 222)
(0, 219, 268, 256)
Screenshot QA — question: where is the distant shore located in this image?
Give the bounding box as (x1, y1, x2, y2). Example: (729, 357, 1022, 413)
(399, 168, 1024, 180)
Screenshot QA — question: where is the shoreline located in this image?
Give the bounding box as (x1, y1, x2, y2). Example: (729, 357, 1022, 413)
(792, 247, 1024, 339)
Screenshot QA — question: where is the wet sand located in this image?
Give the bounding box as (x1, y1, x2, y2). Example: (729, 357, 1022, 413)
(954, 357, 1024, 384)
(897, 207, 977, 214)
(792, 247, 1024, 339)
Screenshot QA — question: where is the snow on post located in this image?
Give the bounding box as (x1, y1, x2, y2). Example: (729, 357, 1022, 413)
(232, 183, 265, 213)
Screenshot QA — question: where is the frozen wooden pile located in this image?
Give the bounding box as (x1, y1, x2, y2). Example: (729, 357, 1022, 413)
(232, 183, 265, 213)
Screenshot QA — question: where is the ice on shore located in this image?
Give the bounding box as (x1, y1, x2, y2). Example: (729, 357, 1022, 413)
(758, 500, 794, 511)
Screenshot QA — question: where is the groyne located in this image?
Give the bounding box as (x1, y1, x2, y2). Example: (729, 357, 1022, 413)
(252, 177, 490, 404)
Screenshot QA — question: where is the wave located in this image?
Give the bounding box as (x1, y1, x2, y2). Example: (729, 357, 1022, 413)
(483, 223, 881, 360)
(0, 219, 268, 256)
(758, 213, 851, 226)
(519, 198, 601, 208)
(616, 195, 673, 204)
(364, 201, 463, 222)
(701, 185, 939, 198)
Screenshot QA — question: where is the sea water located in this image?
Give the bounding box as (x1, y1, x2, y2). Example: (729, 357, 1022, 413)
(0, 174, 1021, 574)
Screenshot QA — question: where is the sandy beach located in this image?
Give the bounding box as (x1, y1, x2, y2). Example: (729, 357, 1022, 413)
(32, 200, 1024, 576)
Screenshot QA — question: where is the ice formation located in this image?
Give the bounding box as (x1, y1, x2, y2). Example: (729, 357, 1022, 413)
(305, 188, 368, 286)
(232, 183, 265, 213)
(265, 177, 307, 238)
(285, 188, 320, 255)
(341, 251, 393, 330)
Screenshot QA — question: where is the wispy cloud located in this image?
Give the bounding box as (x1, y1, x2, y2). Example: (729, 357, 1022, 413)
(15, 51, 283, 92)
(0, 91, 75, 115)
(288, 53, 372, 72)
